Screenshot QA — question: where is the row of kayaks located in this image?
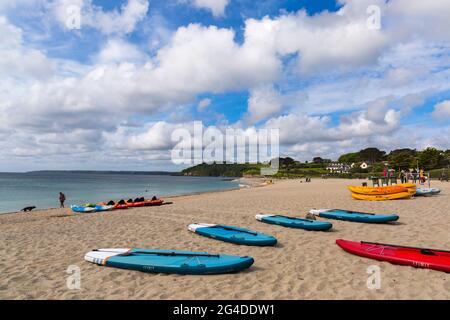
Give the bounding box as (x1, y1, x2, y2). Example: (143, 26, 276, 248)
(349, 183, 441, 201)
(85, 208, 450, 274)
(85, 208, 407, 275)
(86, 240, 450, 275)
(71, 198, 164, 213)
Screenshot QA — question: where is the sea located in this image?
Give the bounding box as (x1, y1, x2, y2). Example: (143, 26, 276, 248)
(0, 171, 240, 214)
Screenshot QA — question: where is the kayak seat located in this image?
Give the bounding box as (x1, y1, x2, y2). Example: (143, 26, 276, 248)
(421, 249, 437, 256)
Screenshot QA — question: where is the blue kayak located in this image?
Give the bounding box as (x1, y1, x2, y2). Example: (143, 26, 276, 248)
(85, 248, 254, 275)
(255, 214, 332, 231)
(188, 223, 277, 246)
(71, 205, 96, 213)
(94, 205, 114, 212)
(309, 209, 399, 223)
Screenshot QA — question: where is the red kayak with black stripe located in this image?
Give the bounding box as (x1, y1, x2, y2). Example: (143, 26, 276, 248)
(336, 239, 450, 273)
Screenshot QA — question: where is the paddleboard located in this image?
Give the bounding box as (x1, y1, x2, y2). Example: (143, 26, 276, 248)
(188, 223, 277, 246)
(85, 248, 254, 275)
(415, 188, 441, 196)
(336, 239, 450, 273)
(255, 214, 332, 231)
(71, 205, 96, 213)
(309, 209, 399, 223)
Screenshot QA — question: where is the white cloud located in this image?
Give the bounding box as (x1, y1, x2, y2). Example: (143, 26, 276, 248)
(246, 85, 283, 124)
(0, 17, 55, 79)
(432, 100, 450, 120)
(1, 0, 450, 169)
(197, 98, 211, 112)
(188, 0, 229, 17)
(95, 38, 147, 64)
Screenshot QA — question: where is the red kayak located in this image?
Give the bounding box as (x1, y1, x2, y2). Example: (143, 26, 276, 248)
(114, 204, 128, 210)
(336, 239, 450, 273)
(126, 202, 146, 208)
(144, 199, 164, 206)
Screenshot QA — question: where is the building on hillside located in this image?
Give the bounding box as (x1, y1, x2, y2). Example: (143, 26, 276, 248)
(326, 162, 351, 173)
(360, 162, 369, 170)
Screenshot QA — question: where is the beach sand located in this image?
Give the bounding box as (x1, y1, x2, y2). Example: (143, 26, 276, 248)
(0, 179, 449, 300)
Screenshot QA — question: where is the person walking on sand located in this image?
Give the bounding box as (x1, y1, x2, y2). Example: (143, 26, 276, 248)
(59, 192, 66, 208)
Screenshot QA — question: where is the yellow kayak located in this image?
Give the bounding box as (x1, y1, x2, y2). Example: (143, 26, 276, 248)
(351, 192, 412, 201)
(397, 183, 417, 195)
(348, 185, 408, 195)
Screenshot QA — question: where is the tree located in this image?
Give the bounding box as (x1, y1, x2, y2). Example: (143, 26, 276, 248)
(388, 148, 417, 157)
(358, 148, 386, 164)
(417, 147, 444, 170)
(388, 150, 415, 170)
(338, 152, 359, 164)
(313, 157, 324, 164)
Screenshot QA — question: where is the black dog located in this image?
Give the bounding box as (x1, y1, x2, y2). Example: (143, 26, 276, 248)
(21, 206, 36, 212)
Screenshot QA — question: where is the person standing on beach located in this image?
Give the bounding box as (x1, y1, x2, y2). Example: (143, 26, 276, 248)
(419, 168, 425, 184)
(400, 170, 405, 183)
(59, 192, 66, 208)
(412, 169, 417, 183)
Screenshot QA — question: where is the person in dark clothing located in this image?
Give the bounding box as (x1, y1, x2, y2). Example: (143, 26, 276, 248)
(412, 169, 418, 183)
(59, 192, 66, 208)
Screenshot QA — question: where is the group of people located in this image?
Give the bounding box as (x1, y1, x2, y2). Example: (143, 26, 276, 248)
(398, 169, 427, 184)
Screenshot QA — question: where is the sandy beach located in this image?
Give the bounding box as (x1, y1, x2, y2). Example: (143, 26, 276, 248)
(0, 178, 449, 300)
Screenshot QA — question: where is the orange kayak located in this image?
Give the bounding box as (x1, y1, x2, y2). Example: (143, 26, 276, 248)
(348, 185, 408, 195)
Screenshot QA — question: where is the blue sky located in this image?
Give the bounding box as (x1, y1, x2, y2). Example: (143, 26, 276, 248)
(0, 0, 450, 171)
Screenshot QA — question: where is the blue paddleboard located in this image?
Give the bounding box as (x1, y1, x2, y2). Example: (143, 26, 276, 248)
(255, 214, 332, 231)
(85, 248, 254, 275)
(188, 223, 277, 246)
(415, 188, 441, 196)
(309, 209, 399, 223)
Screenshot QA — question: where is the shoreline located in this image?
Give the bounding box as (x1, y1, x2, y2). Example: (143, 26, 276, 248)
(0, 177, 268, 216)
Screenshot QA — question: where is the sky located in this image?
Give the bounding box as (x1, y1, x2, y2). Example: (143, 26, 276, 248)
(1, 0, 450, 172)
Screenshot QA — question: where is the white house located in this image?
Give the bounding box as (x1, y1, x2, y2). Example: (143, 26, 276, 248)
(326, 162, 351, 173)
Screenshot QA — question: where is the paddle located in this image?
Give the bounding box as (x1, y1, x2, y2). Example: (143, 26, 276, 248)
(215, 225, 258, 236)
(330, 209, 375, 216)
(361, 241, 450, 254)
(273, 215, 314, 223)
(93, 249, 220, 258)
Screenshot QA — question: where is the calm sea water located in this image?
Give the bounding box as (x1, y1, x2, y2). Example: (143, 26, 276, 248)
(0, 172, 240, 213)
